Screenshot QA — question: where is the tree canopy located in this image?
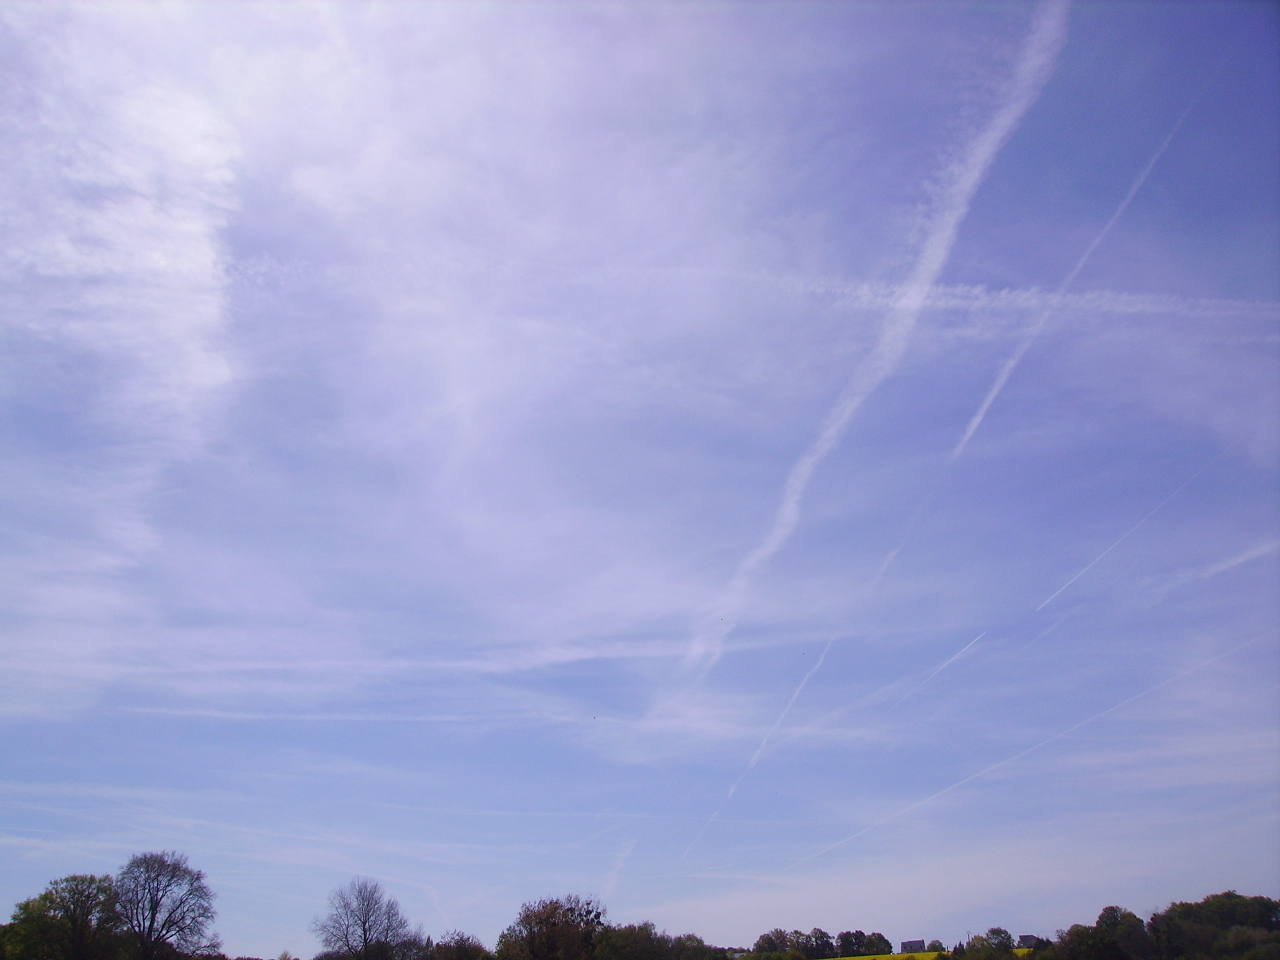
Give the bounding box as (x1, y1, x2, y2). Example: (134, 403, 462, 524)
(311, 878, 428, 960)
(115, 852, 219, 960)
(4, 867, 1278, 960)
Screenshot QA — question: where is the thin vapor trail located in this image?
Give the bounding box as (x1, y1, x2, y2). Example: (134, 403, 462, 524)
(1037, 454, 1219, 611)
(888, 632, 985, 710)
(1013, 612, 1071, 652)
(682, 638, 835, 858)
(949, 88, 1204, 464)
(793, 630, 1271, 865)
(685, 0, 1069, 670)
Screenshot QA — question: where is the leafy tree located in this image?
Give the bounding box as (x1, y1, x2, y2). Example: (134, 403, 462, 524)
(435, 932, 492, 960)
(4, 875, 120, 960)
(1154, 892, 1279, 934)
(1095, 907, 1152, 960)
(668, 932, 727, 960)
(925, 944, 946, 954)
(862, 935, 891, 957)
(394, 933, 434, 960)
(835, 934, 865, 958)
(959, 930, 1016, 960)
(806, 931, 834, 960)
(597, 923, 669, 960)
(1147, 891, 1280, 960)
(116, 852, 219, 960)
(5, 895, 63, 960)
(754, 932, 791, 956)
(495, 896, 605, 960)
(985, 931, 1014, 954)
(595, 922, 728, 960)
(312, 878, 419, 960)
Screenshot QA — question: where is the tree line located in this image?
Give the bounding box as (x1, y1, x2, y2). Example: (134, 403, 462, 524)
(2, 851, 1277, 960)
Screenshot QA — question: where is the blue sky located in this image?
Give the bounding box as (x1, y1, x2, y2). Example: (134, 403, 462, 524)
(1, 1, 1277, 955)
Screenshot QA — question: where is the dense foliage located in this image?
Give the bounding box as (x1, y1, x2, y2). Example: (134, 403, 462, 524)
(3, 857, 1276, 960)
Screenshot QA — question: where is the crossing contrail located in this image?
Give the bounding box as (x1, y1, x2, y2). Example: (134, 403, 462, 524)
(685, 0, 1070, 671)
(949, 88, 1205, 464)
(868, 85, 1205, 589)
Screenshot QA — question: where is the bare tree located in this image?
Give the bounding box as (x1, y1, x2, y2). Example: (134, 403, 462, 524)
(312, 878, 418, 960)
(115, 851, 219, 960)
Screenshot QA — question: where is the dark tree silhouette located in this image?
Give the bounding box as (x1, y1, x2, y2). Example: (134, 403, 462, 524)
(312, 878, 418, 960)
(496, 896, 606, 960)
(435, 931, 492, 960)
(835, 932, 866, 957)
(3, 874, 120, 960)
(115, 852, 218, 960)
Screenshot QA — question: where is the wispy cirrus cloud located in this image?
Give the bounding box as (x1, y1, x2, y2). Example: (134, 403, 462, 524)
(0, 3, 1275, 954)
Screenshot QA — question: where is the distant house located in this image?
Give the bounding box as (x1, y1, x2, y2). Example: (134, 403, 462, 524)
(900, 941, 926, 953)
(1017, 935, 1044, 949)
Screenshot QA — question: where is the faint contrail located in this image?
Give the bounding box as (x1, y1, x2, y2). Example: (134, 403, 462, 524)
(685, 0, 1069, 670)
(682, 637, 835, 857)
(888, 632, 985, 710)
(601, 838, 638, 897)
(1012, 612, 1070, 652)
(793, 630, 1271, 865)
(1036, 454, 1219, 611)
(1196, 540, 1280, 580)
(948, 88, 1205, 464)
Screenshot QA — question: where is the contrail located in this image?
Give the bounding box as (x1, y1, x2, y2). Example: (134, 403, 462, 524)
(1012, 612, 1071, 652)
(948, 87, 1204, 464)
(888, 632, 985, 710)
(868, 84, 1205, 589)
(793, 630, 1271, 865)
(1036, 453, 1219, 611)
(824, 282, 1279, 323)
(682, 637, 835, 857)
(1197, 540, 1280, 579)
(685, 0, 1069, 670)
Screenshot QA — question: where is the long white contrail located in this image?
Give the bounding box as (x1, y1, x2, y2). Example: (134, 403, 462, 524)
(948, 89, 1204, 464)
(793, 630, 1271, 865)
(1036, 454, 1219, 610)
(682, 637, 835, 858)
(685, 0, 1070, 670)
